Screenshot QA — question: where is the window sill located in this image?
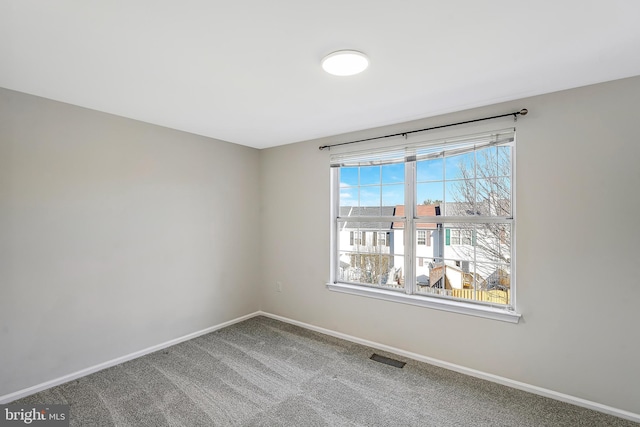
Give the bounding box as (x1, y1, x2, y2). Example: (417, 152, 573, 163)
(326, 282, 521, 323)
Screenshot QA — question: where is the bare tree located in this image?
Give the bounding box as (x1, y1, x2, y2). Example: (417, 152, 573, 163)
(351, 252, 392, 286)
(451, 147, 512, 289)
(341, 231, 395, 286)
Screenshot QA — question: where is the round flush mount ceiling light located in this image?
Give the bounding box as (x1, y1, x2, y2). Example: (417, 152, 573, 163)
(321, 50, 369, 76)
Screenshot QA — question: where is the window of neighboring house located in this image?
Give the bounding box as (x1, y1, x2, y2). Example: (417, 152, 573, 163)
(330, 128, 519, 323)
(350, 231, 364, 245)
(448, 229, 472, 245)
(377, 231, 390, 247)
(450, 229, 460, 245)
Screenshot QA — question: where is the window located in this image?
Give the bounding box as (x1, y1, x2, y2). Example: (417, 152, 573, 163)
(349, 231, 363, 246)
(450, 229, 460, 245)
(449, 229, 472, 245)
(330, 128, 519, 323)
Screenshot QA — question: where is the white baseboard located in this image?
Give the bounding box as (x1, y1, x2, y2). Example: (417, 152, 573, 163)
(0, 312, 262, 404)
(258, 311, 640, 424)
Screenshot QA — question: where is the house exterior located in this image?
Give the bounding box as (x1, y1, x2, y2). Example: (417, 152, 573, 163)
(392, 204, 439, 286)
(394, 203, 511, 292)
(338, 203, 510, 293)
(337, 206, 397, 285)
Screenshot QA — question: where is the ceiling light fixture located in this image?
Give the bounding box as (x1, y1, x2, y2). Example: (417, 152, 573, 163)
(322, 50, 369, 76)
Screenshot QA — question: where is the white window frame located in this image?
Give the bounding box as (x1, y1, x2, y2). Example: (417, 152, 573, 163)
(328, 129, 521, 323)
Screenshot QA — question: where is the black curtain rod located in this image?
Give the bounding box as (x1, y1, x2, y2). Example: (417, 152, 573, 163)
(318, 108, 528, 150)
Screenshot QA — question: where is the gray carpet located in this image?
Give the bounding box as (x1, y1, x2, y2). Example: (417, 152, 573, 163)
(15, 316, 638, 426)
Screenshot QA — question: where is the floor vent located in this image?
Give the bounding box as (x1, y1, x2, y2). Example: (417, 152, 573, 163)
(370, 353, 406, 368)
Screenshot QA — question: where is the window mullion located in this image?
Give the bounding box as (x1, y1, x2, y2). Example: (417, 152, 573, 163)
(331, 168, 340, 283)
(405, 160, 416, 295)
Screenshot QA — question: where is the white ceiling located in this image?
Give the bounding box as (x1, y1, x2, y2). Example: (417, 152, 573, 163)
(2, 1, 640, 149)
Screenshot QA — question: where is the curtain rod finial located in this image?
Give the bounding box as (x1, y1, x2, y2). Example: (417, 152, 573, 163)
(319, 145, 329, 150)
(520, 108, 528, 116)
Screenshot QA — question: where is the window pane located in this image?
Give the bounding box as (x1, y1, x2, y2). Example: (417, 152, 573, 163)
(476, 177, 511, 217)
(475, 223, 511, 264)
(338, 223, 395, 250)
(476, 145, 512, 179)
(340, 167, 359, 186)
(340, 187, 358, 210)
(359, 187, 381, 208)
(477, 263, 511, 291)
(382, 163, 404, 184)
(339, 165, 405, 216)
(415, 224, 438, 289)
(497, 145, 512, 177)
(388, 255, 404, 289)
(476, 146, 499, 178)
(381, 184, 403, 207)
(443, 223, 475, 259)
(445, 152, 474, 180)
(444, 181, 475, 216)
(415, 259, 510, 305)
(337, 222, 403, 289)
(415, 258, 444, 294)
(476, 263, 511, 305)
(417, 182, 443, 208)
(475, 145, 513, 179)
(359, 166, 381, 185)
(390, 227, 405, 290)
(417, 158, 443, 182)
(339, 252, 387, 286)
(338, 253, 399, 287)
(415, 223, 443, 254)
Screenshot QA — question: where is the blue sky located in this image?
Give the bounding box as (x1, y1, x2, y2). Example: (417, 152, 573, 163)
(340, 164, 405, 207)
(339, 147, 511, 208)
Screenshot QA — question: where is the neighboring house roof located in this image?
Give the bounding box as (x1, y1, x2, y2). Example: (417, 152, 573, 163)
(443, 202, 476, 216)
(393, 204, 438, 229)
(444, 200, 510, 216)
(339, 206, 396, 230)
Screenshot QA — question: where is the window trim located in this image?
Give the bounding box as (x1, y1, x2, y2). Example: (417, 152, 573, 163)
(328, 129, 520, 323)
(326, 282, 521, 323)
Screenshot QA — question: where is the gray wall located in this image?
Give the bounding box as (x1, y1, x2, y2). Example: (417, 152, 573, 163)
(259, 76, 640, 414)
(0, 88, 261, 396)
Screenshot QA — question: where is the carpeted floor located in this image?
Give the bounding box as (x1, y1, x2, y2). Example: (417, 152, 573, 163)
(15, 316, 638, 426)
